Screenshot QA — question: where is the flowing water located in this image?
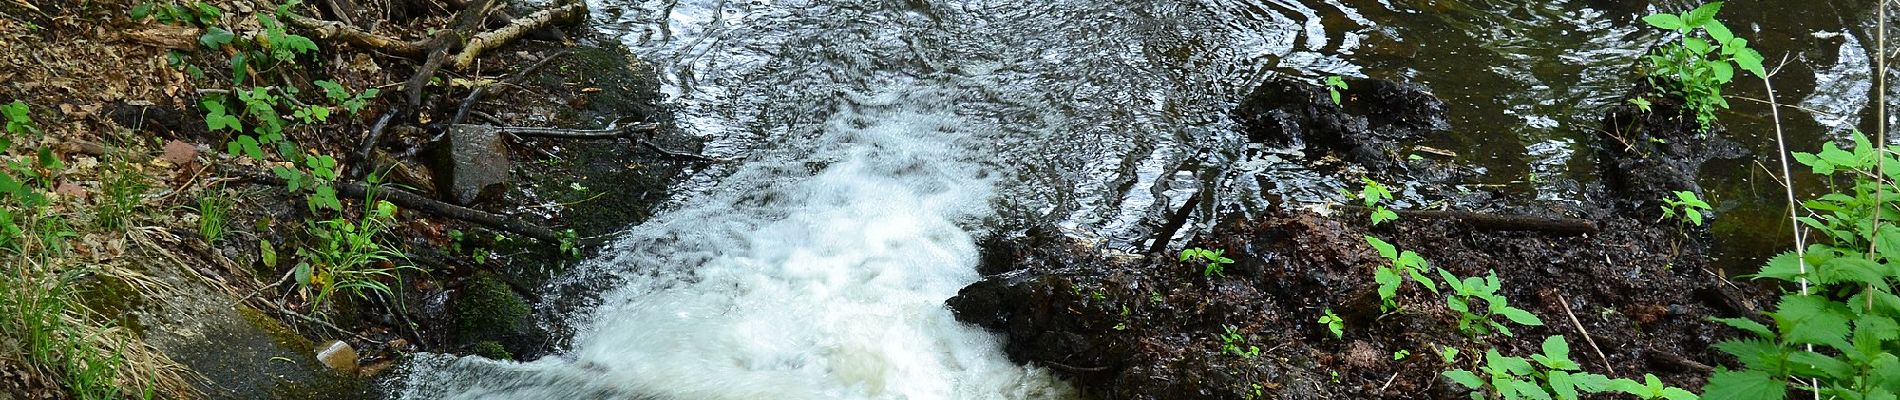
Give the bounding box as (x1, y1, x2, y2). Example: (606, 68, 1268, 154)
(394, 0, 1885, 398)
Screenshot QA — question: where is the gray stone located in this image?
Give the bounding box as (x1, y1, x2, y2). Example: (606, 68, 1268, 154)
(441, 124, 512, 205)
(314, 340, 358, 376)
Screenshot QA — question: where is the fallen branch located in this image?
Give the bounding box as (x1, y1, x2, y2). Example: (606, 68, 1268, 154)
(449, 0, 587, 70)
(495, 122, 657, 139)
(276, 7, 427, 56)
(246, 173, 561, 242)
(450, 50, 569, 126)
(1337, 206, 1598, 235)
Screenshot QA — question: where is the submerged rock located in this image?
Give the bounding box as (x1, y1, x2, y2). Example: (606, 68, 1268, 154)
(1232, 77, 1449, 171)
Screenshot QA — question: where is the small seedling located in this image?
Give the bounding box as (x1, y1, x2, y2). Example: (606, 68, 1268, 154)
(1436, 269, 1541, 337)
(1659, 190, 1711, 227)
(1324, 76, 1349, 105)
(1219, 324, 1260, 358)
(1628, 97, 1653, 113)
(1318, 309, 1344, 338)
(1180, 247, 1235, 278)
(1392, 349, 1410, 360)
(1364, 236, 1437, 312)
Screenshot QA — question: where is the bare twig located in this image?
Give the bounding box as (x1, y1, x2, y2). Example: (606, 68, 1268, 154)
(275, 5, 427, 56)
(1762, 52, 1820, 400)
(1558, 294, 1614, 374)
(450, 50, 569, 126)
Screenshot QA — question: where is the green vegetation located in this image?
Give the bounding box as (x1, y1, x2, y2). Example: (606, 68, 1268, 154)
(294, 188, 415, 312)
(1220, 324, 1261, 358)
(1638, 1, 1765, 132)
(194, 189, 233, 242)
(0, 101, 169, 398)
(1436, 269, 1542, 337)
(1364, 236, 1437, 312)
(1355, 178, 1398, 225)
(1318, 309, 1344, 339)
(1660, 190, 1713, 227)
(1324, 76, 1349, 105)
(1445, 336, 1697, 400)
(1701, 130, 1900, 400)
(455, 273, 531, 343)
(1181, 247, 1235, 278)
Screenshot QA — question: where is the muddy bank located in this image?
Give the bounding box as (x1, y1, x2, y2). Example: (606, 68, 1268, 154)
(948, 78, 1763, 399)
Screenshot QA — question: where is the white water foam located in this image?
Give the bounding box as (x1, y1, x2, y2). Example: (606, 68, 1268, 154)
(396, 83, 1074, 399)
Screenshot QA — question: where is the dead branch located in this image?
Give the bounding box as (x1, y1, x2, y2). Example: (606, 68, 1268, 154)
(494, 122, 657, 139)
(450, 50, 568, 126)
(449, 0, 587, 70)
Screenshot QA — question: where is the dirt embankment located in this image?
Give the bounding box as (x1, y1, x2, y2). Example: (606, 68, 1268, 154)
(948, 77, 1764, 399)
(1, 0, 701, 397)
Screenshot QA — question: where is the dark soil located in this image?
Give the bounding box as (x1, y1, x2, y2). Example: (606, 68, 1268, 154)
(1232, 77, 1450, 172)
(949, 79, 1769, 399)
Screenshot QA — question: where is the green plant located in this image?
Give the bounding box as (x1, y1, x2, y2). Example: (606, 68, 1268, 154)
(1442, 345, 1461, 364)
(1364, 236, 1437, 312)
(1356, 178, 1398, 225)
(294, 194, 414, 311)
(1181, 247, 1235, 278)
(1436, 269, 1542, 337)
(1444, 336, 1691, 400)
(313, 80, 378, 116)
(130, 0, 220, 27)
(1701, 130, 1900, 400)
(1318, 309, 1344, 338)
(94, 159, 150, 229)
(194, 190, 232, 242)
(1639, 1, 1765, 132)
(1660, 190, 1713, 227)
(1220, 324, 1260, 358)
(1394, 349, 1411, 360)
(1629, 97, 1653, 113)
(1324, 76, 1349, 105)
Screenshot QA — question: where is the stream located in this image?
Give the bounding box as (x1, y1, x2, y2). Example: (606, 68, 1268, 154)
(394, 0, 1885, 398)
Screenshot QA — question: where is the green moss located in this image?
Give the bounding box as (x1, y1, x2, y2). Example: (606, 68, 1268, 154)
(453, 273, 529, 344)
(236, 304, 315, 352)
(471, 341, 513, 360)
(72, 274, 146, 335)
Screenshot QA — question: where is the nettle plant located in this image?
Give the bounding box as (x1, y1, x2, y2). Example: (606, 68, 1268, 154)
(1348, 178, 1399, 225)
(1446, 336, 1698, 400)
(1364, 236, 1437, 312)
(1436, 269, 1542, 337)
(1181, 247, 1236, 278)
(1638, 1, 1766, 132)
(1701, 131, 1900, 400)
(1660, 190, 1713, 227)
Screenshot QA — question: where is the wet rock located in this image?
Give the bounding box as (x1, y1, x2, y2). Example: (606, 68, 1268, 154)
(1231, 77, 1449, 171)
(1595, 87, 1747, 215)
(314, 340, 358, 376)
(437, 124, 511, 205)
(453, 273, 531, 346)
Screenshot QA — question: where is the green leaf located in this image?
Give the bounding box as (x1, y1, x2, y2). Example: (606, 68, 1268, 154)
(1705, 20, 1735, 44)
(199, 27, 234, 49)
(1535, 336, 1577, 370)
(1371, 208, 1398, 225)
(1818, 257, 1886, 286)
(1682, 2, 1724, 28)
(1711, 317, 1772, 338)
(1643, 13, 1686, 30)
(1701, 369, 1784, 400)
(1720, 46, 1759, 80)
(294, 262, 312, 286)
(230, 52, 248, 86)
(1498, 307, 1544, 327)
(1754, 251, 1806, 281)
(1683, 37, 1712, 54)
(1443, 370, 1485, 389)
(1547, 371, 1580, 400)
(1365, 236, 1397, 260)
(1776, 294, 1853, 352)
(260, 240, 277, 268)
(1787, 350, 1852, 380)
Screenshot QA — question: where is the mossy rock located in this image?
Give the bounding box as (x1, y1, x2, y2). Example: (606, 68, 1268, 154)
(452, 273, 530, 344)
(471, 341, 513, 360)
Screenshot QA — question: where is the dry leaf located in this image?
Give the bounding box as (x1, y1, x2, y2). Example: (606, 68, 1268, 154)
(160, 140, 197, 165)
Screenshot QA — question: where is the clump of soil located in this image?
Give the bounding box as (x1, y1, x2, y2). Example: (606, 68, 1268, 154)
(1231, 77, 1450, 172)
(949, 79, 1766, 399)
(1595, 85, 1749, 215)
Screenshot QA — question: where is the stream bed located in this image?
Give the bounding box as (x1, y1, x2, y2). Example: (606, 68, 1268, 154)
(392, 0, 1887, 398)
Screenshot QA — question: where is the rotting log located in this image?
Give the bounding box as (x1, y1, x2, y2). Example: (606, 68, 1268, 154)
(1337, 205, 1598, 235)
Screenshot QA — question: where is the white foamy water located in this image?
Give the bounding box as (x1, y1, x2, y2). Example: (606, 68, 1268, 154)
(393, 0, 1371, 397)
